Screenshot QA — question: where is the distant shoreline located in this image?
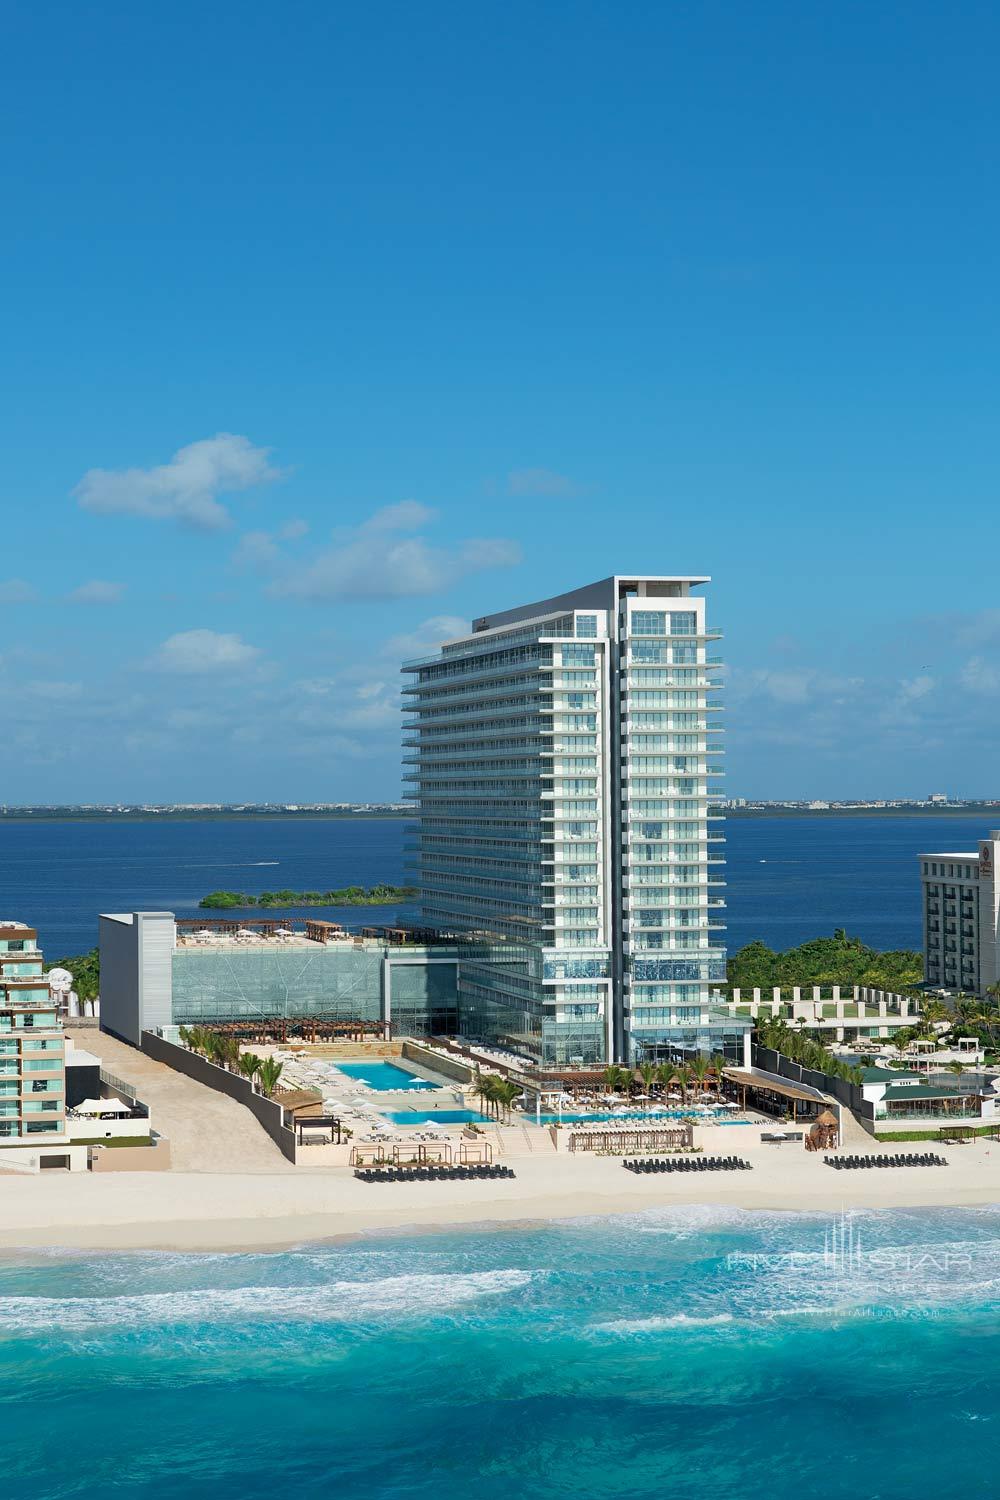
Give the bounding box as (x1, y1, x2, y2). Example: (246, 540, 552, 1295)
(0, 811, 410, 823)
(0, 807, 995, 824)
(726, 807, 998, 818)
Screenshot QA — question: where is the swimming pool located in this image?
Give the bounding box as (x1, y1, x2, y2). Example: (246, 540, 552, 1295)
(335, 1062, 437, 1091)
(381, 1109, 490, 1125)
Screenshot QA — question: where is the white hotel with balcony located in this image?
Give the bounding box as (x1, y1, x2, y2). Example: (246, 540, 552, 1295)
(402, 574, 750, 1068)
(920, 829, 1000, 996)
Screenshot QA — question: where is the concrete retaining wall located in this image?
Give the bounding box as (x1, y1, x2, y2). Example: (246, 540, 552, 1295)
(89, 1138, 172, 1172)
(401, 1039, 474, 1085)
(140, 1031, 299, 1163)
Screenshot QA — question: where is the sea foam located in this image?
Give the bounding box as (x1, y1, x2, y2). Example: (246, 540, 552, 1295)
(0, 1269, 533, 1334)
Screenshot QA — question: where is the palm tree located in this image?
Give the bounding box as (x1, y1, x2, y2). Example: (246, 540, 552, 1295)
(639, 1061, 657, 1095)
(655, 1062, 677, 1097)
(602, 1065, 623, 1096)
(690, 1055, 712, 1095)
(710, 1054, 729, 1088)
(238, 1052, 263, 1089)
(921, 999, 950, 1026)
(675, 1063, 694, 1104)
(257, 1057, 284, 1097)
(477, 1072, 503, 1119)
(491, 1079, 521, 1123)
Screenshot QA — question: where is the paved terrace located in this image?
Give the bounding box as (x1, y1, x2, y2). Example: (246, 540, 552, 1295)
(66, 1025, 293, 1173)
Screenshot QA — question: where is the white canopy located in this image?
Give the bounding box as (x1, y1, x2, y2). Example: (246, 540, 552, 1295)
(74, 1097, 133, 1115)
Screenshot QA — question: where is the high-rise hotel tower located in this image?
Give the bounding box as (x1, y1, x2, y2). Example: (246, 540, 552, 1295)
(403, 575, 745, 1067)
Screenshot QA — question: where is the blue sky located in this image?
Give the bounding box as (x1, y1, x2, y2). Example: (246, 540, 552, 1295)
(3, 1, 999, 802)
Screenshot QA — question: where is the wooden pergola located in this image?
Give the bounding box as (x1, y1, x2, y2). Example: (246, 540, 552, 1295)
(196, 1017, 391, 1043)
(722, 1066, 840, 1127)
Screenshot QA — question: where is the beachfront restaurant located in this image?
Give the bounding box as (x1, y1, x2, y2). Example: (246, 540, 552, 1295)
(721, 1065, 837, 1126)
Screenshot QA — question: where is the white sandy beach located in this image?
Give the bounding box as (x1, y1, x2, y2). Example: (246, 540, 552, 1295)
(5, 1145, 1000, 1252)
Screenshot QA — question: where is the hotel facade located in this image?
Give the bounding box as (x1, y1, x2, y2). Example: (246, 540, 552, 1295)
(920, 830, 1000, 996)
(403, 575, 749, 1067)
(0, 921, 72, 1167)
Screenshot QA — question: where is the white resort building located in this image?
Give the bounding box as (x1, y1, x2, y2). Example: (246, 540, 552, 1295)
(402, 574, 750, 1067)
(920, 830, 1000, 996)
(0, 921, 82, 1171)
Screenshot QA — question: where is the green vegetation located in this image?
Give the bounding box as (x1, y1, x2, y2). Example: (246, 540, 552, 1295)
(874, 1126, 999, 1142)
(46, 948, 100, 1005)
(76, 1136, 155, 1148)
(179, 1027, 286, 1097)
(199, 884, 417, 909)
(475, 1073, 523, 1122)
(755, 1016, 864, 1085)
(727, 929, 923, 994)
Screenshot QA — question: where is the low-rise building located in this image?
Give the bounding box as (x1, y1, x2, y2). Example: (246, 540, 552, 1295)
(724, 984, 922, 1043)
(98, 912, 460, 1045)
(860, 1066, 1000, 1130)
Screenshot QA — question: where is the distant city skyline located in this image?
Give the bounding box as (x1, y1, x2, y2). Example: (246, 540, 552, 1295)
(3, 4, 999, 802)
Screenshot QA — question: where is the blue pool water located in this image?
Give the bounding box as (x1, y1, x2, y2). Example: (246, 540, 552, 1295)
(8, 1206, 1000, 1499)
(381, 1108, 489, 1124)
(336, 1062, 436, 1091)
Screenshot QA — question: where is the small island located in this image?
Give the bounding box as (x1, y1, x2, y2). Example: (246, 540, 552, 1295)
(199, 884, 418, 910)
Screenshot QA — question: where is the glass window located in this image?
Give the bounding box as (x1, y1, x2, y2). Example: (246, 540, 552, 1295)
(575, 615, 597, 637)
(631, 611, 666, 636)
(670, 612, 697, 634)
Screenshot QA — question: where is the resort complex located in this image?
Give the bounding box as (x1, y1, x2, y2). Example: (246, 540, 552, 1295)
(10, 578, 1000, 1208)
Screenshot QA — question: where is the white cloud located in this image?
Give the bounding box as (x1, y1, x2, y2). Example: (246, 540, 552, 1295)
(149, 629, 263, 675)
(265, 502, 522, 602)
(289, 675, 399, 729)
(74, 433, 281, 530)
(67, 579, 125, 605)
(960, 657, 1000, 696)
(954, 611, 1000, 648)
(382, 614, 469, 658)
(0, 579, 37, 604)
(896, 674, 936, 703)
(733, 668, 864, 706)
(507, 467, 580, 498)
(233, 518, 309, 572)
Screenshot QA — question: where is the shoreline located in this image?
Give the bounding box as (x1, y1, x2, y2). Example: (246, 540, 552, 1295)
(4, 1149, 1000, 1254)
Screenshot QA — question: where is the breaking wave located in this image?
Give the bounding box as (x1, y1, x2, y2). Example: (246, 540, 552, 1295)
(0, 1269, 533, 1335)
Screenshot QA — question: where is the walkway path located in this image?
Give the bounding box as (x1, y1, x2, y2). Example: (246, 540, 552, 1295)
(66, 1026, 292, 1173)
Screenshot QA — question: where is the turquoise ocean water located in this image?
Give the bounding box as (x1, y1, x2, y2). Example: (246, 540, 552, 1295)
(8, 1205, 1000, 1500)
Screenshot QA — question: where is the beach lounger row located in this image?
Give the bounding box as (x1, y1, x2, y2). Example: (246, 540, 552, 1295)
(825, 1153, 946, 1169)
(623, 1155, 751, 1174)
(354, 1164, 515, 1183)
